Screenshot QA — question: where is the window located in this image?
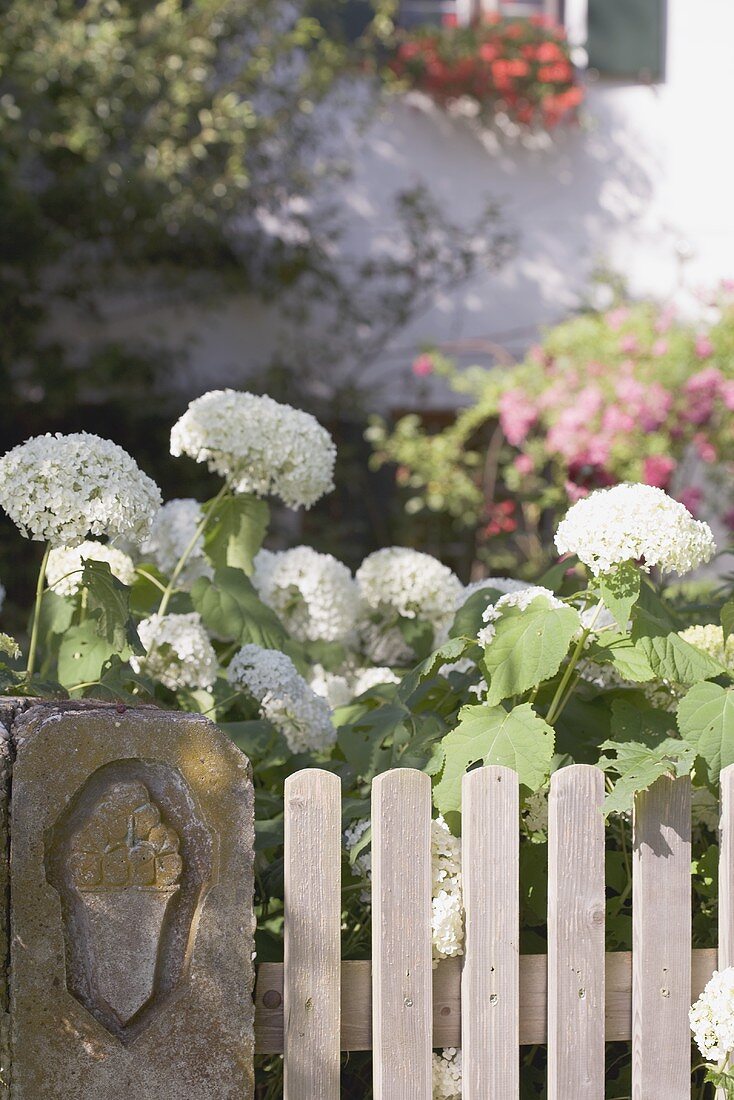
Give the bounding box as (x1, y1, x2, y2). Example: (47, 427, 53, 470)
(396, 0, 559, 30)
(586, 0, 665, 82)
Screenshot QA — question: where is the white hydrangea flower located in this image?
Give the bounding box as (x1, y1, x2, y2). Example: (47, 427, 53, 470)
(352, 666, 401, 695)
(555, 483, 716, 576)
(170, 390, 336, 509)
(460, 576, 530, 606)
(690, 966, 734, 1062)
(142, 498, 212, 587)
(356, 548, 462, 659)
(344, 814, 464, 962)
(46, 541, 136, 596)
(432, 1048, 462, 1100)
(679, 624, 734, 671)
(227, 644, 336, 754)
(253, 547, 360, 643)
(310, 665, 352, 709)
(0, 432, 161, 548)
(477, 586, 564, 646)
(132, 612, 218, 691)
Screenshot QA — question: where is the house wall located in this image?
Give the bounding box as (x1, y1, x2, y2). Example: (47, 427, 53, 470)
(51, 0, 734, 412)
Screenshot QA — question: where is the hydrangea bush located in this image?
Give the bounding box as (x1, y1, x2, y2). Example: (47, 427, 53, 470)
(0, 388, 731, 1096)
(369, 284, 734, 577)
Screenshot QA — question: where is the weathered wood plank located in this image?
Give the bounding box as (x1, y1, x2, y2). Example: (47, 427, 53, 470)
(254, 949, 717, 1052)
(371, 769, 432, 1100)
(283, 769, 341, 1099)
(720, 766, 734, 968)
(462, 766, 519, 1098)
(632, 776, 691, 1100)
(548, 765, 605, 1099)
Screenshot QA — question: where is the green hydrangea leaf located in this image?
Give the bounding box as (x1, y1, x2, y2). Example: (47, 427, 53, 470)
(585, 634, 655, 683)
(57, 622, 119, 689)
(450, 588, 505, 639)
(433, 702, 555, 817)
(598, 562, 640, 630)
(81, 559, 143, 654)
(631, 604, 725, 685)
(203, 493, 269, 576)
(677, 681, 734, 781)
(396, 637, 470, 702)
(722, 598, 734, 645)
(336, 702, 409, 781)
(599, 736, 695, 816)
(482, 599, 581, 706)
(191, 567, 287, 649)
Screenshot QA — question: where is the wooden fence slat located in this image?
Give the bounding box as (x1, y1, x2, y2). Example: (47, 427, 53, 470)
(371, 769, 432, 1100)
(632, 776, 691, 1100)
(720, 765, 734, 968)
(284, 769, 341, 1100)
(462, 766, 519, 1098)
(254, 949, 719, 1053)
(548, 765, 606, 1099)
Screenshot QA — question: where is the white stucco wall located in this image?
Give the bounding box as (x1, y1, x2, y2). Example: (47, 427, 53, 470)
(53, 0, 734, 412)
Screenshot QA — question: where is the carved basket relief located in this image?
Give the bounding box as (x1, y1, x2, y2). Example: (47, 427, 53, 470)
(46, 760, 216, 1043)
(69, 781, 182, 1026)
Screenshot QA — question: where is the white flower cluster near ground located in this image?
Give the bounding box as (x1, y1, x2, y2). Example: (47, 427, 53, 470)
(228, 643, 336, 753)
(555, 483, 716, 576)
(170, 390, 336, 509)
(46, 541, 136, 596)
(133, 612, 218, 691)
(431, 815, 464, 963)
(0, 432, 161, 547)
(432, 1048, 462, 1099)
(344, 814, 464, 962)
(679, 624, 734, 671)
(142, 498, 212, 587)
(478, 585, 564, 646)
(690, 967, 734, 1062)
(253, 547, 360, 643)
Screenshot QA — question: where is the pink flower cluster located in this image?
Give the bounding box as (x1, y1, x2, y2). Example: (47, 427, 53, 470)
(495, 299, 734, 510)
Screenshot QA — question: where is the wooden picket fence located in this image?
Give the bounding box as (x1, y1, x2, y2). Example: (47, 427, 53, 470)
(253, 763, 734, 1099)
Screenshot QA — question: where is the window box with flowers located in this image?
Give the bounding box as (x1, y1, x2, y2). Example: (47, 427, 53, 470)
(384, 14, 585, 129)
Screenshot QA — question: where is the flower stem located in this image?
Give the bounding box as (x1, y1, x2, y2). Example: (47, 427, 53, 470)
(545, 599, 603, 726)
(157, 483, 228, 617)
(26, 542, 51, 681)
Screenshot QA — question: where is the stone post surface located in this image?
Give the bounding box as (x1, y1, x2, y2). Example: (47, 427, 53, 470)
(5, 701, 255, 1099)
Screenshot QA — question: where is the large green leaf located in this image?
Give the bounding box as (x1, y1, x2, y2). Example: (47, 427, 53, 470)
(38, 591, 74, 638)
(81, 559, 143, 654)
(598, 562, 640, 630)
(191, 567, 287, 649)
(57, 622, 118, 688)
(632, 608, 725, 685)
(482, 599, 581, 706)
(599, 736, 695, 816)
(433, 703, 555, 817)
(585, 634, 654, 683)
(678, 681, 734, 781)
(609, 696, 677, 744)
(203, 494, 269, 576)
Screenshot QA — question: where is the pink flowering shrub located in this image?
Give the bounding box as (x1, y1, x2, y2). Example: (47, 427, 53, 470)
(370, 283, 734, 574)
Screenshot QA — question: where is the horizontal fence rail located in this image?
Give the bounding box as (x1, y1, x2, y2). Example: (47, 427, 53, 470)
(254, 950, 718, 1052)
(261, 762, 731, 1097)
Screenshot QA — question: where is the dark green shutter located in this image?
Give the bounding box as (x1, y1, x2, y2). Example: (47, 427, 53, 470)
(587, 0, 665, 81)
